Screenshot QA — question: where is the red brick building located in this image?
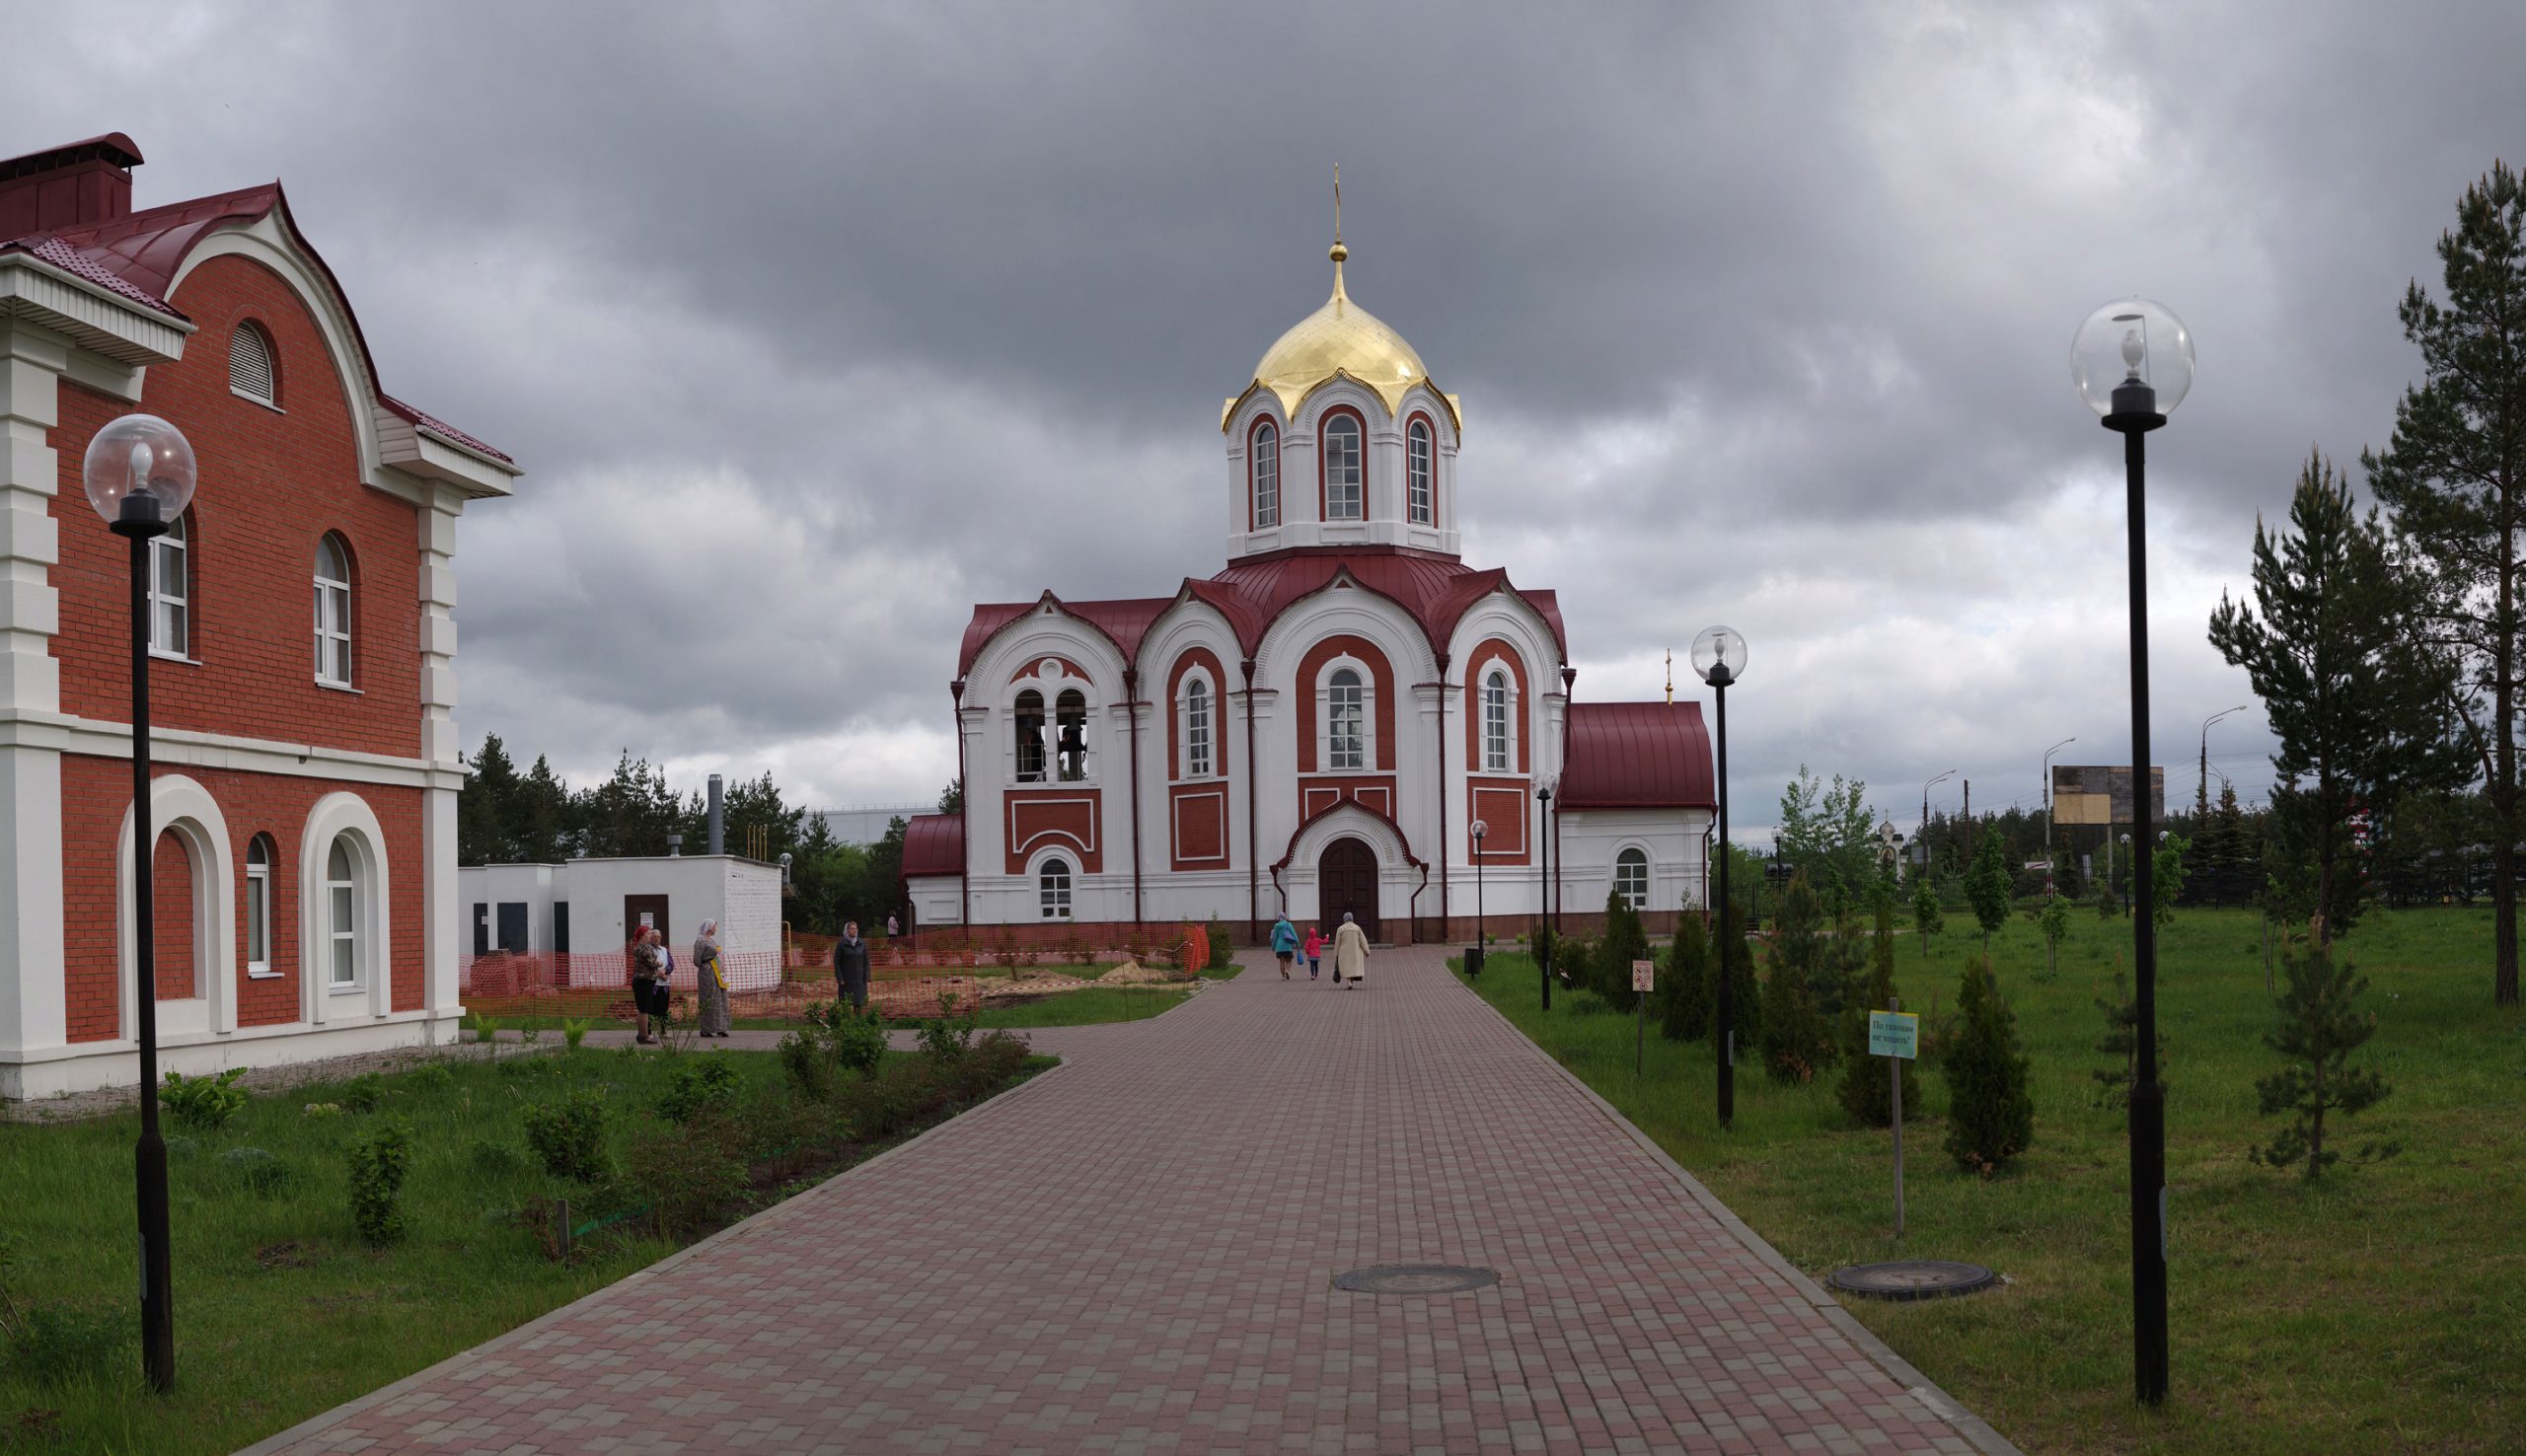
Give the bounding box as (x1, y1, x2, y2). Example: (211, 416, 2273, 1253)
(0, 134, 518, 1097)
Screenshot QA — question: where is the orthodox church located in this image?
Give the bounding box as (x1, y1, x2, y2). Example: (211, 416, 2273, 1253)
(903, 214, 1714, 943)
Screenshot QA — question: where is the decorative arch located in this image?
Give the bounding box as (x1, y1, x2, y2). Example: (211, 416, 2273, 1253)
(1274, 797, 1425, 881)
(114, 774, 237, 1040)
(1462, 637, 1531, 774)
(1248, 414, 1283, 530)
(1405, 409, 1437, 527)
(1166, 646, 1228, 780)
(1316, 404, 1368, 522)
(1296, 634, 1395, 774)
(298, 791, 393, 1025)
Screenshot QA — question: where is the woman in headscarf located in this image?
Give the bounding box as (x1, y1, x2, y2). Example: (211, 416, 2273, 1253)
(1332, 911, 1370, 989)
(693, 919, 730, 1038)
(629, 926, 668, 1045)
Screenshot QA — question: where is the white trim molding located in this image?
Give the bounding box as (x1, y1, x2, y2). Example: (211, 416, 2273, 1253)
(299, 791, 393, 1025)
(114, 773, 238, 1041)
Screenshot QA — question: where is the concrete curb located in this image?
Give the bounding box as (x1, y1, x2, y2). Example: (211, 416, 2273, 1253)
(1447, 966, 2027, 1456)
(232, 1053, 1080, 1456)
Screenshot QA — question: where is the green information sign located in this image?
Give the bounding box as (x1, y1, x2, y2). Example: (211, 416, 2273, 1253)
(1868, 1010, 1920, 1059)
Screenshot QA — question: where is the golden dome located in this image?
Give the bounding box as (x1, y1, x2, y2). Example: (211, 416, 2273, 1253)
(1224, 244, 1458, 432)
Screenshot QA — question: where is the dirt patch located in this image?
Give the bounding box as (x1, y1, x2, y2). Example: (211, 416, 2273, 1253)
(1095, 960, 1188, 985)
(256, 1240, 314, 1271)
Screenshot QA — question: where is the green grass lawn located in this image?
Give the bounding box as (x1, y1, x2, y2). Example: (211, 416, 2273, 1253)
(1462, 906, 2526, 1456)
(0, 1043, 1039, 1453)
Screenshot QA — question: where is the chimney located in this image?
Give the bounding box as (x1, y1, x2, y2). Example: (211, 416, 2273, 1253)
(665, 833, 683, 858)
(0, 133, 144, 237)
(706, 774, 725, 856)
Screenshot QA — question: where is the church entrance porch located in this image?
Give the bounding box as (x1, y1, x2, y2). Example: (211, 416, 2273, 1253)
(1316, 837, 1380, 942)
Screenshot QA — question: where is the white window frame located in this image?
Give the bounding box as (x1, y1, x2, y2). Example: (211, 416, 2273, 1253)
(326, 835, 361, 991)
(1408, 418, 1433, 525)
(1325, 665, 1367, 772)
(1322, 413, 1363, 521)
(1013, 690, 1048, 784)
(1482, 669, 1513, 772)
(315, 534, 352, 689)
(1183, 675, 1214, 779)
(149, 512, 188, 660)
(1054, 688, 1091, 783)
(229, 320, 279, 409)
(1039, 856, 1075, 920)
(246, 834, 274, 978)
(1615, 847, 1651, 912)
(1251, 420, 1280, 529)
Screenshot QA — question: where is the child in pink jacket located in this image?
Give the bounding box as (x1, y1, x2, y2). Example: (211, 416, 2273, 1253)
(1302, 926, 1325, 981)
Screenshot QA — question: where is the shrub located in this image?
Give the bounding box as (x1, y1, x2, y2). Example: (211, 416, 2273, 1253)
(1964, 829, 2013, 953)
(1912, 876, 1945, 952)
(302, 1101, 343, 1120)
(1657, 912, 1712, 1042)
(344, 1120, 413, 1246)
(944, 1030, 1029, 1104)
(521, 1088, 611, 1183)
(560, 1018, 592, 1052)
(2249, 936, 2400, 1179)
(220, 1145, 299, 1197)
(5, 1301, 132, 1389)
(1592, 890, 1648, 1013)
(656, 1056, 740, 1124)
(829, 1001, 887, 1079)
(847, 1057, 943, 1140)
(160, 1066, 249, 1132)
(1756, 880, 1837, 1083)
(1711, 902, 1760, 1059)
(623, 1112, 747, 1238)
(917, 993, 979, 1064)
(778, 1029, 837, 1103)
(340, 1073, 389, 1114)
(1204, 913, 1234, 970)
(469, 1138, 526, 1178)
(2035, 893, 2071, 982)
(405, 1062, 454, 1094)
(1835, 905, 1918, 1128)
(1942, 957, 2034, 1175)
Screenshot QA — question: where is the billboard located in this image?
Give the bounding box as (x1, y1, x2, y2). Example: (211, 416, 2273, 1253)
(2050, 765, 2164, 826)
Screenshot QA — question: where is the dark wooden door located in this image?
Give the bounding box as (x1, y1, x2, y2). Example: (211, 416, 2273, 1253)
(625, 895, 670, 947)
(1317, 838, 1379, 942)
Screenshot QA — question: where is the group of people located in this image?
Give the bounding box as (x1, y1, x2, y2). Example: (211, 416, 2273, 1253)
(1269, 912, 1370, 986)
(625, 920, 734, 1043)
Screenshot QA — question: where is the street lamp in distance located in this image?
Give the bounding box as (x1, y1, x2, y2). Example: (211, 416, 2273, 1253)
(2043, 737, 2077, 893)
(1533, 784, 1553, 1010)
(82, 412, 199, 1395)
(1468, 819, 1488, 977)
(1691, 623, 1747, 1130)
(2076, 295, 2194, 1409)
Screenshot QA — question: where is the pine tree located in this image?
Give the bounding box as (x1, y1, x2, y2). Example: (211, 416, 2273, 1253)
(514, 756, 571, 863)
(2363, 162, 2526, 1003)
(1942, 956, 2035, 1175)
(1658, 910, 1712, 1042)
(2211, 455, 2463, 944)
(1756, 878, 1835, 1083)
(1594, 889, 1647, 1013)
(1837, 904, 1918, 1126)
(1715, 900, 1761, 1061)
(2250, 937, 2401, 1178)
(1964, 828, 2012, 955)
(458, 733, 521, 865)
(2091, 968, 2168, 1116)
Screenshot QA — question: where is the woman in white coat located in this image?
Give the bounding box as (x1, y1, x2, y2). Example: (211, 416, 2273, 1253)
(1331, 911, 1370, 988)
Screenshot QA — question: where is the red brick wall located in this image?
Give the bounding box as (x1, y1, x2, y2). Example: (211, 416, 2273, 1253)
(1294, 634, 1395, 774)
(152, 833, 192, 1000)
(1003, 789, 1101, 875)
(60, 755, 425, 1042)
(49, 254, 421, 760)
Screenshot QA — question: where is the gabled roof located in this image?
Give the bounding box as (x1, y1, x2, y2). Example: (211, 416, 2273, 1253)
(1557, 701, 1717, 811)
(955, 547, 1567, 680)
(1, 172, 513, 469)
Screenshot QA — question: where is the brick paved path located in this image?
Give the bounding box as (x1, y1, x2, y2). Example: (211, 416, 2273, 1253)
(253, 949, 2008, 1456)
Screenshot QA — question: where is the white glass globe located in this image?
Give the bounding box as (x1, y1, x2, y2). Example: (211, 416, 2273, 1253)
(1470, 819, 1488, 839)
(2072, 299, 2193, 417)
(82, 413, 197, 526)
(1691, 625, 1748, 686)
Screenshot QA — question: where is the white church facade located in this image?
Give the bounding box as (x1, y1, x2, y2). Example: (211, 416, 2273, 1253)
(903, 225, 1715, 943)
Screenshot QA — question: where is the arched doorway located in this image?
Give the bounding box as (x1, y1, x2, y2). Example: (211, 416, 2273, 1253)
(1317, 837, 1380, 942)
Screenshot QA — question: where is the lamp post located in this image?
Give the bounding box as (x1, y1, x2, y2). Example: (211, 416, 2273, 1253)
(2043, 737, 2077, 893)
(1469, 819, 1488, 977)
(1921, 768, 1957, 873)
(2198, 706, 2247, 817)
(81, 413, 198, 1394)
(1692, 625, 1747, 1129)
(2120, 832, 2133, 913)
(2076, 296, 2194, 1408)
(1534, 785, 1553, 1010)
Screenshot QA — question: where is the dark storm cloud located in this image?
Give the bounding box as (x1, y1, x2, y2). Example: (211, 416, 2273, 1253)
(12, 1, 2522, 820)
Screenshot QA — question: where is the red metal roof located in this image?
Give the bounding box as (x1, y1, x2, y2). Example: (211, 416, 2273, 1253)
(955, 547, 1569, 679)
(902, 813, 966, 878)
(1557, 701, 1716, 811)
(1, 159, 511, 467)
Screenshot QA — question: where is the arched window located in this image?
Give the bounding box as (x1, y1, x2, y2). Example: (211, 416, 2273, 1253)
(1615, 848, 1650, 911)
(149, 511, 189, 658)
(1482, 670, 1511, 772)
(246, 834, 274, 977)
(1322, 413, 1363, 520)
(1184, 679, 1213, 778)
(1013, 691, 1047, 783)
(1408, 418, 1433, 525)
(228, 321, 277, 407)
(1055, 690, 1089, 781)
(1326, 667, 1365, 771)
(1039, 857, 1074, 919)
(326, 835, 361, 989)
(314, 533, 352, 687)
(1251, 420, 1280, 529)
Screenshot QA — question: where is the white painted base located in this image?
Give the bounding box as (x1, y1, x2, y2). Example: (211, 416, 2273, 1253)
(0, 1007, 467, 1101)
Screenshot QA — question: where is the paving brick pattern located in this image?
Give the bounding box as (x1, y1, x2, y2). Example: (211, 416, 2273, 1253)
(257, 950, 1993, 1455)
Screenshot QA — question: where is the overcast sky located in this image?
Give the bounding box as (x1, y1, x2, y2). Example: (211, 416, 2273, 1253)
(14, 2, 2522, 837)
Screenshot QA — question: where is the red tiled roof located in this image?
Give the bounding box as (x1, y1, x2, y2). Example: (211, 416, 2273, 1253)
(1557, 701, 1716, 811)
(955, 547, 1569, 679)
(1, 169, 511, 467)
(903, 813, 966, 878)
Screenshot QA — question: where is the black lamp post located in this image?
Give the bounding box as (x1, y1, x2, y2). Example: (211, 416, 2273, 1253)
(82, 413, 198, 1394)
(1534, 784, 1552, 1010)
(2076, 296, 2194, 1409)
(1469, 819, 1487, 976)
(1691, 625, 1746, 1129)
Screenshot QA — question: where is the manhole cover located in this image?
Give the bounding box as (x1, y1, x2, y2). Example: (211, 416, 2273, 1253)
(1827, 1260, 1998, 1301)
(1332, 1264, 1499, 1295)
